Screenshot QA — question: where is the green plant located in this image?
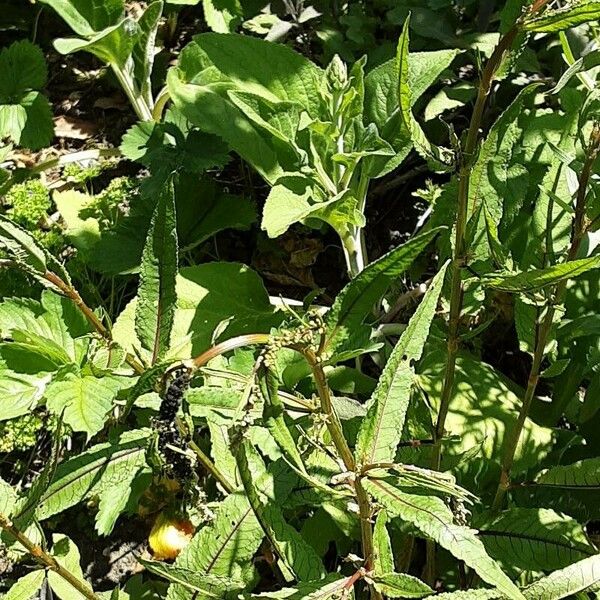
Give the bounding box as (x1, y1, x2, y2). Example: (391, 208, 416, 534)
(2, 1, 600, 599)
(167, 32, 457, 277)
(39, 0, 165, 121)
(0, 40, 54, 150)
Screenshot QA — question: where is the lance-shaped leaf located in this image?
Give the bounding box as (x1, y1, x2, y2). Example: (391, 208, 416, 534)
(135, 176, 178, 364)
(138, 559, 243, 597)
(132, 1, 163, 106)
(260, 366, 306, 473)
(396, 18, 453, 171)
(523, 1, 600, 33)
(236, 440, 326, 583)
(483, 256, 600, 292)
(0, 214, 47, 274)
(325, 227, 443, 356)
(370, 573, 433, 598)
(523, 554, 600, 599)
(433, 592, 500, 599)
(535, 457, 600, 489)
(36, 429, 149, 524)
(476, 508, 596, 572)
(373, 509, 394, 574)
(355, 261, 448, 465)
(167, 492, 263, 599)
(363, 478, 525, 600)
(247, 574, 347, 598)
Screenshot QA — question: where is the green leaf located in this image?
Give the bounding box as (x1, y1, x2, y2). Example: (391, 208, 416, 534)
(236, 440, 326, 582)
(355, 261, 448, 465)
(262, 175, 322, 238)
(535, 457, 600, 489)
(36, 429, 149, 522)
(120, 114, 230, 174)
(484, 256, 600, 292)
(476, 508, 596, 572)
(365, 48, 460, 128)
(433, 592, 500, 599)
(138, 559, 243, 597)
(4, 570, 46, 600)
(132, 1, 163, 105)
(419, 351, 553, 482)
(167, 492, 263, 598)
(247, 574, 346, 599)
(167, 33, 322, 183)
(0, 40, 47, 99)
(523, 554, 600, 599)
(523, 2, 600, 32)
(0, 42, 53, 148)
(370, 572, 433, 598)
(135, 176, 178, 364)
(364, 44, 458, 176)
(373, 510, 394, 574)
(114, 263, 280, 361)
(202, 0, 243, 33)
(396, 18, 453, 170)
(183, 33, 323, 115)
(0, 214, 47, 273)
(48, 534, 90, 600)
(45, 371, 129, 438)
(467, 85, 539, 261)
(363, 478, 525, 600)
(38, 0, 125, 36)
(325, 227, 443, 357)
(53, 19, 137, 68)
(0, 366, 47, 420)
(1, 90, 54, 150)
(260, 367, 306, 473)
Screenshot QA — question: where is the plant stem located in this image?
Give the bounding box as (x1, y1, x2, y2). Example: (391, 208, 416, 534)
(300, 347, 380, 598)
(0, 513, 101, 600)
(431, 25, 521, 467)
(426, 13, 535, 580)
(492, 121, 600, 511)
(190, 334, 271, 369)
(152, 87, 171, 121)
(31, 148, 122, 175)
(189, 439, 235, 493)
(110, 64, 153, 121)
(341, 232, 365, 279)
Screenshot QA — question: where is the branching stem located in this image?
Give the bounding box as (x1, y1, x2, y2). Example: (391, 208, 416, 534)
(0, 513, 101, 600)
(426, 0, 550, 579)
(492, 121, 600, 511)
(43, 271, 145, 375)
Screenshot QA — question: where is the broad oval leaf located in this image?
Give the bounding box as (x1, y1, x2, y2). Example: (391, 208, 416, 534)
(370, 572, 433, 598)
(167, 492, 263, 599)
